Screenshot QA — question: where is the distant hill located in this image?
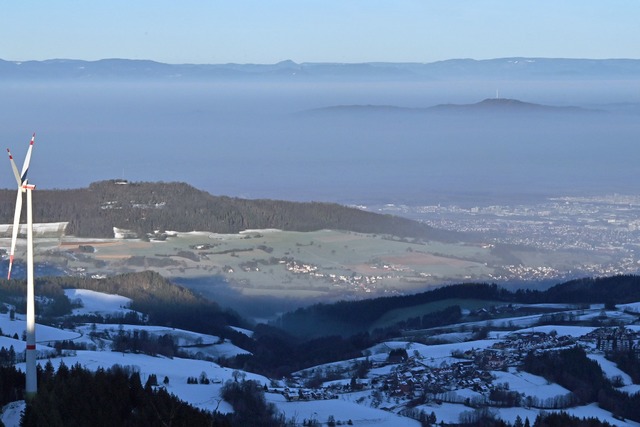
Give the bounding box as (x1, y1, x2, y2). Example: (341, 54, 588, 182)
(277, 275, 640, 338)
(523, 274, 640, 305)
(0, 180, 461, 241)
(2, 57, 640, 81)
(428, 98, 595, 114)
(305, 98, 596, 116)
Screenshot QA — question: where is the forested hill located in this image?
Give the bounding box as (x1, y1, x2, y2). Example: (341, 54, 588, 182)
(0, 180, 461, 241)
(278, 275, 640, 338)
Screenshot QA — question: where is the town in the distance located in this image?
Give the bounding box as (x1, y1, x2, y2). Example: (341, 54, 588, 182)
(369, 194, 640, 283)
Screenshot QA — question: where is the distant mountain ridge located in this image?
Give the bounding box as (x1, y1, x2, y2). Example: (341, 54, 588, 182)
(0, 180, 461, 241)
(2, 57, 640, 81)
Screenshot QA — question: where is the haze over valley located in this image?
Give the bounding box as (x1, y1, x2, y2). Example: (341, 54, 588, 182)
(1, 58, 639, 204)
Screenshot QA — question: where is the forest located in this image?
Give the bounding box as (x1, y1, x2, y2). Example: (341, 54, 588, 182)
(277, 275, 640, 339)
(0, 180, 460, 241)
(18, 362, 232, 427)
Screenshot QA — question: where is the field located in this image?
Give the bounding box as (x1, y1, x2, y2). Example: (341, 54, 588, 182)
(368, 298, 505, 332)
(5, 226, 606, 305)
(17, 229, 498, 300)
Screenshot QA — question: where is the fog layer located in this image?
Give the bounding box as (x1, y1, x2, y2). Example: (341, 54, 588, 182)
(1, 80, 638, 204)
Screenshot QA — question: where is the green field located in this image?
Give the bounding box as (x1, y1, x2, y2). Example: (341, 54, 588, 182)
(22, 227, 605, 303)
(369, 298, 504, 331)
(25, 229, 498, 300)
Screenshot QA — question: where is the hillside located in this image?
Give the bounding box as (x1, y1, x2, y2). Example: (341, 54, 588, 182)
(0, 180, 461, 241)
(1, 271, 247, 340)
(277, 275, 640, 338)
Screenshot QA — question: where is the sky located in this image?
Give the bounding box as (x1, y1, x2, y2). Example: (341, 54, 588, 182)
(2, 1, 640, 64)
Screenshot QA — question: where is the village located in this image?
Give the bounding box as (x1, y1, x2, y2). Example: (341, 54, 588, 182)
(266, 324, 640, 419)
(236, 256, 397, 294)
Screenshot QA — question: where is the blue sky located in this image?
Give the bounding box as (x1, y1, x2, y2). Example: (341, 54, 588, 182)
(3, 1, 640, 64)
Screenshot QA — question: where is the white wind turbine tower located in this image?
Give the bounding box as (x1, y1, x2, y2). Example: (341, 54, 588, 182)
(7, 133, 37, 398)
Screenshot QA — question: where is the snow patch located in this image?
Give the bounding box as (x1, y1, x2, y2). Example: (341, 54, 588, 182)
(64, 289, 133, 316)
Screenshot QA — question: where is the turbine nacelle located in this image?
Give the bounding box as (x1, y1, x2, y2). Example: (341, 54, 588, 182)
(6, 133, 36, 280)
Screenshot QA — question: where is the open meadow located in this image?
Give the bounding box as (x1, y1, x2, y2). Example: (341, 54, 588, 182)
(3, 227, 611, 307)
(17, 230, 498, 301)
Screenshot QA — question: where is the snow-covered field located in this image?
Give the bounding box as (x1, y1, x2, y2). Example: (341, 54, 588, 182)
(267, 393, 421, 427)
(2, 289, 640, 426)
(64, 289, 133, 316)
(510, 324, 597, 337)
(588, 353, 634, 386)
(492, 368, 572, 401)
(368, 339, 496, 366)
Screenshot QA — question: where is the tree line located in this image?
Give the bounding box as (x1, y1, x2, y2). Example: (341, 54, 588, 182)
(21, 361, 231, 426)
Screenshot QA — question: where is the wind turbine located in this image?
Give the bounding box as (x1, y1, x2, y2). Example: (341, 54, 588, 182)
(6, 133, 37, 398)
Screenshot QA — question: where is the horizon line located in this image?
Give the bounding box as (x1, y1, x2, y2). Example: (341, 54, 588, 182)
(3, 56, 640, 67)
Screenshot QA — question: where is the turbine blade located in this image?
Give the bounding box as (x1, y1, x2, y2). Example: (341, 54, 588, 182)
(7, 190, 23, 280)
(20, 133, 35, 183)
(6, 149, 22, 186)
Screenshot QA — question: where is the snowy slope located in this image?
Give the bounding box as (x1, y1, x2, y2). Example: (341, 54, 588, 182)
(64, 289, 133, 316)
(3, 291, 640, 426)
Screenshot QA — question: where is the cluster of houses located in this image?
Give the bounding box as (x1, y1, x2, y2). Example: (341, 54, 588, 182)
(284, 329, 587, 408)
(283, 259, 385, 293)
(583, 326, 640, 353)
(379, 359, 494, 399)
(280, 387, 338, 402)
(489, 331, 576, 361)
